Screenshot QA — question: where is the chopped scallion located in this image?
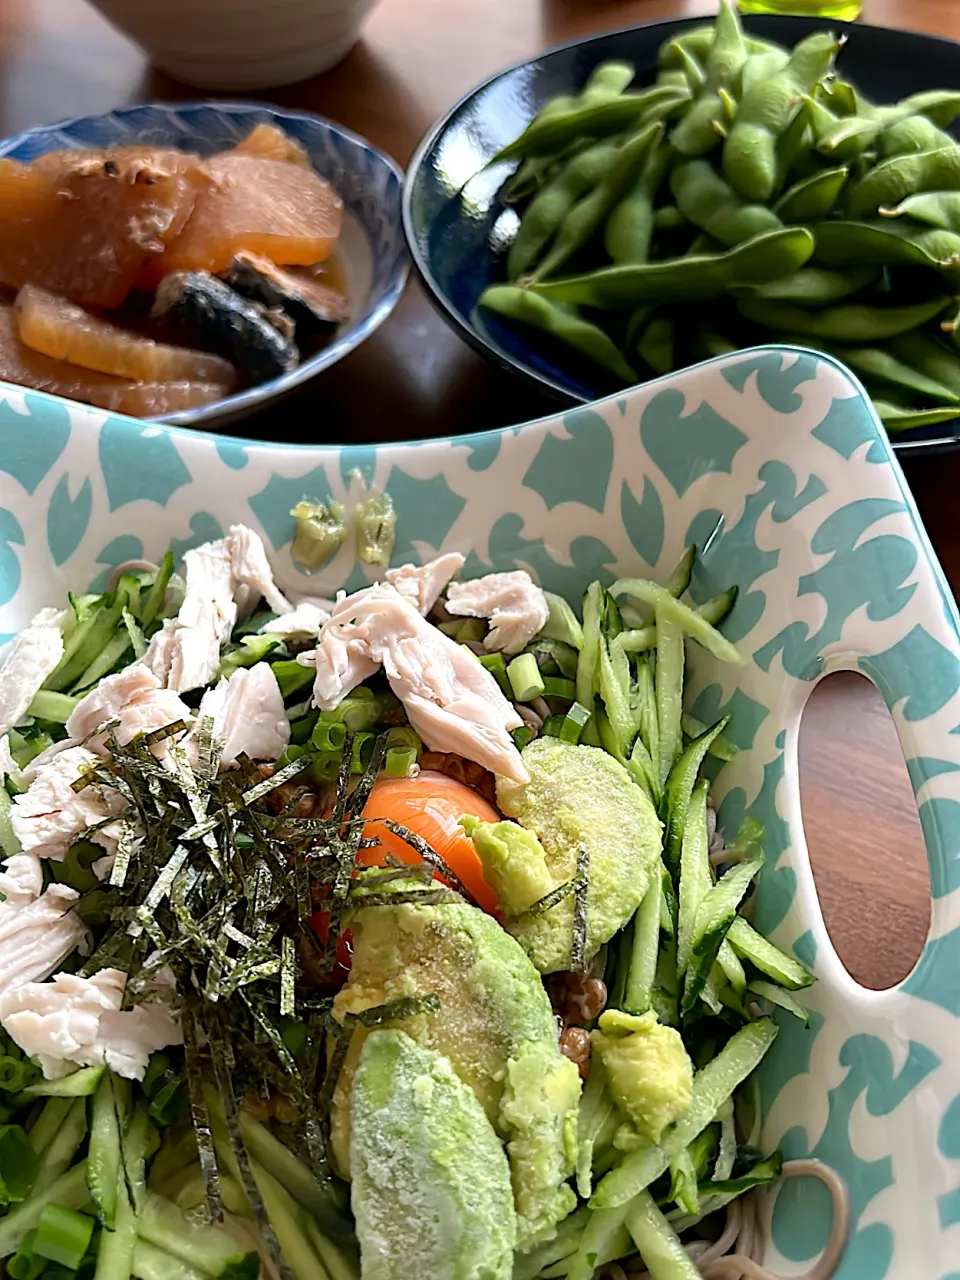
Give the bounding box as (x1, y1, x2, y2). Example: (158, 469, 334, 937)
(32, 1203, 93, 1270)
(478, 652, 511, 696)
(351, 732, 376, 774)
(542, 715, 565, 738)
(312, 719, 347, 754)
(542, 676, 576, 700)
(511, 726, 534, 751)
(560, 702, 592, 744)
(385, 747, 417, 778)
(507, 653, 545, 702)
(456, 618, 487, 643)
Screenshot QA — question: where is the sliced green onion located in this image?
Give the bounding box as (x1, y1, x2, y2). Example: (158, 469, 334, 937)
(351, 732, 376, 774)
(507, 653, 545, 702)
(0, 1126, 37, 1204)
(0, 790, 20, 859)
(542, 715, 565, 738)
(6, 1232, 43, 1280)
(560, 702, 592, 744)
(33, 1203, 93, 1269)
(511, 726, 534, 751)
(271, 660, 315, 701)
(385, 747, 417, 778)
(0, 1057, 28, 1094)
(456, 618, 487, 643)
(312, 719, 347, 753)
(478, 652, 511, 696)
(438, 621, 462, 637)
(542, 676, 576, 700)
(25, 691, 79, 724)
(386, 726, 421, 753)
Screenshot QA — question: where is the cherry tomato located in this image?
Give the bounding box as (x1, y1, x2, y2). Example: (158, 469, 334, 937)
(357, 771, 502, 913)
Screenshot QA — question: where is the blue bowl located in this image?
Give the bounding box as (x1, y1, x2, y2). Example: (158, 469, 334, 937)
(403, 13, 960, 455)
(0, 102, 409, 430)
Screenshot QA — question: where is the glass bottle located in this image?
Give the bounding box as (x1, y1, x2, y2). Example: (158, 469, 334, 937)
(738, 0, 862, 17)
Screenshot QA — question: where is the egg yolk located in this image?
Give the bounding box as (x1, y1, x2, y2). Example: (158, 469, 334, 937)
(357, 770, 502, 913)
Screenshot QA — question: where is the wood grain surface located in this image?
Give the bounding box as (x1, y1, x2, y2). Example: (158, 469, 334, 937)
(2, 0, 951, 988)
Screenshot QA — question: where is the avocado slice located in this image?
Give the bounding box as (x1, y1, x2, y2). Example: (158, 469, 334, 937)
(332, 898, 580, 1249)
(350, 1029, 516, 1280)
(490, 738, 663, 973)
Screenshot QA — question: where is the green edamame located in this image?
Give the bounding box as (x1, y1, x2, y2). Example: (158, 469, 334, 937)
(477, 285, 636, 382)
(877, 115, 956, 159)
(674, 44, 706, 95)
(741, 265, 876, 306)
(652, 205, 687, 231)
(846, 147, 960, 220)
(693, 326, 738, 359)
(530, 122, 663, 282)
(490, 84, 685, 162)
(670, 158, 781, 247)
(872, 400, 960, 431)
(879, 190, 960, 231)
(773, 166, 848, 222)
(889, 330, 960, 397)
(604, 147, 671, 265)
(818, 78, 864, 118)
(736, 294, 949, 342)
(828, 344, 960, 403)
(774, 102, 812, 192)
(657, 26, 773, 70)
(813, 220, 958, 268)
(723, 31, 841, 202)
(532, 227, 814, 308)
(636, 314, 675, 375)
(581, 62, 636, 101)
(739, 47, 790, 96)
(914, 227, 960, 266)
(508, 140, 621, 281)
(671, 0, 748, 157)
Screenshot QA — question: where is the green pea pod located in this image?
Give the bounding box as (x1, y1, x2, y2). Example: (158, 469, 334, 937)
(637, 314, 675, 375)
(532, 226, 815, 309)
(872, 400, 960, 432)
(888, 330, 960, 397)
(508, 141, 621, 281)
(724, 31, 842, 202)
(846, 147, 960, 220)
(604, 146, 671, 265)
(736, 294, 949, 343)
(774, 166, 848, 222)
(490, 85, 685, 162)
(813, 219, 959, 268)
(880, 190, 960, 232)
(530, 121, 663, 282)
(877, 115, 956, 159)
(670, 158, 782, 247)
(477, 285, 636, 382)
(740, 264, 877, 306)
(671, 0, 748, 157)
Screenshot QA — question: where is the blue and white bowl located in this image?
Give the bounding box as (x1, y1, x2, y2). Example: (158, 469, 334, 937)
(0, 349, 958, 1279)
(0, 102, 409, 430)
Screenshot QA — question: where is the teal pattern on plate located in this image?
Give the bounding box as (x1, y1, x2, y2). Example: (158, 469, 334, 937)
(0, 346, 957, 1278)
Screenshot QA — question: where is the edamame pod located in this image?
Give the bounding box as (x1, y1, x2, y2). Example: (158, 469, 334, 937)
(532, 227, 815, 309)
(670, 158, 782, 247)
(651, 205, 686, 231)
(736, 294, 949, 342)
(508, 140, 621, 280)
(477, 285, 637, 381)
(604, 147, 671, 265)
(658, 27, 775, 70)
(828, 344, 960, 403)
(774, 102, 812, 192)
(637, 314, 675, 375)
(877, 115, 956, 159)
(846, 146, 960, 220)
(880, 190, 960, 232)
(889, 330, 960, 397)
(773, 166, 848, 221)
(739, 47, 790, 96)
(490, 85, 686, 162)
(671, 0, 748, 157)
(531, 122, 663, 281)
(723, 32, 842, 202)
(740, 264, 876, 306)
(582, 62, 636, 100)
(813, 220, 959, 268)
(873, 401, 960, 431)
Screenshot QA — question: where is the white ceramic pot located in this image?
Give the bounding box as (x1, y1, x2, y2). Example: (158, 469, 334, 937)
(87, 0, 381, 90)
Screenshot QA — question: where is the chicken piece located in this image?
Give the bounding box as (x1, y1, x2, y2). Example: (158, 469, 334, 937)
(65, 663, 193, 755)
(261, 599, 331, 639)
(146, 524, 291, 694)
(384, 552, 466, 616)
(193, 665, 289, 767)
(312, 583, 528, 783)
(10, 745, 124, 860)
(0, 607, 66, 735)
(0, 854, 86, 990)
(0, 967, 181, 1081)
(446, 571, 549, 654)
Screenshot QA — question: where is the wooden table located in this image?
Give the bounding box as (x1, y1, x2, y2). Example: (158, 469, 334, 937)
(5, 0, 952, 987)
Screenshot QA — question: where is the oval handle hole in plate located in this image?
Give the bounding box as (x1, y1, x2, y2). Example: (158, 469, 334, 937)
(798, 670, 929, 990)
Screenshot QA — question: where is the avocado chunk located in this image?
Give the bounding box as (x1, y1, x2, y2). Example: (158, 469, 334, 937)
(350, 1029, 516, 1280)
(332, 898, 580, 1249)
(590, 1009, 693, 1144)
(489, 738, 663, 973)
